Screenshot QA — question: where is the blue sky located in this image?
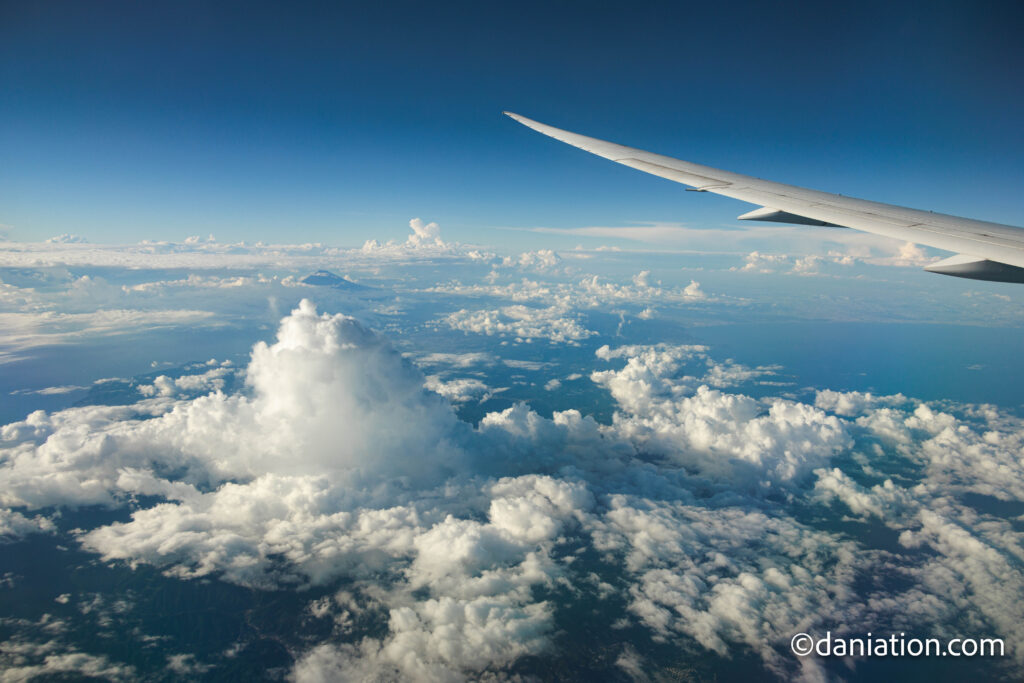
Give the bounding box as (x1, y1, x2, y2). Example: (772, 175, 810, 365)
(2, 0, 1024, 247)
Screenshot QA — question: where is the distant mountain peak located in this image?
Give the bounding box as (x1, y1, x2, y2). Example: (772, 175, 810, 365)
(300, 270, 369, 290)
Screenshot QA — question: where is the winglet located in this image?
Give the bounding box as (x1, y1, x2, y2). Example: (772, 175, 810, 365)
(503, 111, 562, 137)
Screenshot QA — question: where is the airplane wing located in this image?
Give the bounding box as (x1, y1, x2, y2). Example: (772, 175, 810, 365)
(505, 112, 1024, 283)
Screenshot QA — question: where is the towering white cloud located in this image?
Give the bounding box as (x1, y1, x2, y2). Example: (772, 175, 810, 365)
(0, 300, 468, 511)
(407, 218, 444, 248)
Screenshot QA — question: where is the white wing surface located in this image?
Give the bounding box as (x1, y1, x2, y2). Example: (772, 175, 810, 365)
(505, 112, 1024, 283)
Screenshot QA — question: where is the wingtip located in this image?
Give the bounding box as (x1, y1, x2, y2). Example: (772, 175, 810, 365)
(504, 111, 540, 129)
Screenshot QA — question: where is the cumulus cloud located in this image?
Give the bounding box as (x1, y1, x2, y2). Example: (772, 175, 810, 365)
(422, 272, 718, 311)
(0, 300, 467, 511)
(812, 467, 913, 518)
(44, 233, 88, 244)
(587, 495, 866, 681)
(415, 352, 496, 368)
(501, 249, 561, 271)
(592, 344, 849, 490)
(0, 508, 55, 542)
(734, 250, 861, 276)
(699, 359, 781, 388)
(82, 476, 423, 587)
(292, 597, 551, 682)
(443, 304, 595, 344)
(814, 389, 909, 417)
(872, 241, 939, 267)
(593, 343, 781, 397)
(0, 634, 135, 682)
(407, 218, 444, 248)
(421, 262, 721, 347)
(735, 251, 803, 274)
(731, 240, 946, 278)
(290, 474, 593, 680)
(137, 364, 235, 398)
(816, 389, 1024, 502)
(424, 375, 494, 403)
(361, 218, 457, 256)
(683, 279, 705, 299)
(165, 653, 213, 675)
(4, 304, 1024, 681)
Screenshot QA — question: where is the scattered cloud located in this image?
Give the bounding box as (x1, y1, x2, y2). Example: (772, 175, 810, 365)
(424, 375, 494, 403)
(136, 365, 235, 398)
(501, 249, 562, 271)
(733, 250, 855, 275)
(872, 241, 940, 267)
(45, 234, 88, 244)
(422, 272, 716, 313)
(443, 304, 595, 344)
(0, 508, 55, 542)
(0, 636, 135, 682)
(414, 352, 496, 368)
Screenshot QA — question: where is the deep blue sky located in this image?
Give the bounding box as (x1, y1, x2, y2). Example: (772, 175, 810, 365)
(3, 0, 1024, 247)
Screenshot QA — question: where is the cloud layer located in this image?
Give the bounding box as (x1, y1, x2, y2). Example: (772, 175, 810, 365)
(2, 300, 1023, 682)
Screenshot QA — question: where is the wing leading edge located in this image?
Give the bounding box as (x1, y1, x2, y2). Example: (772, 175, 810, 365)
(505, 112, 1024, 283)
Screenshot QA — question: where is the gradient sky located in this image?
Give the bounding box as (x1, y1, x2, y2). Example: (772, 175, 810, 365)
(3, 0, 1024, 247)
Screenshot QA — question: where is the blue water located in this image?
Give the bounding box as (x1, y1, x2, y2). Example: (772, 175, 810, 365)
(691, 321, 1024, 412)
